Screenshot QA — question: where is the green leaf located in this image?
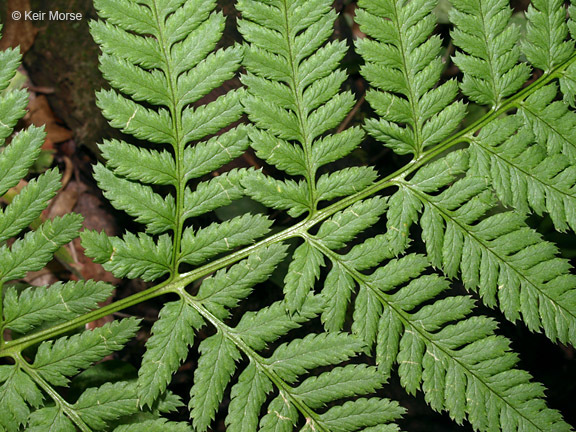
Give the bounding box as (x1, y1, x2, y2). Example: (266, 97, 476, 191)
(0, 366, 43, 432)
(259, 393, 298, 432)
(0, 214, 83, 284)
(183, 126, 250, 181)
(181, 90, 245, 144)
(180, 213, 272, 266)
(403, 172, 576, 345)
(358, 0, 466, 156)
(0, 168, 61, 243)
(317, 239, 571, 431)
(519, 84, 576, 162)
(26, 407, 75, 432)
(0, 47, 21, 93)
(523, 0, 574, 71)
(226, 363, 273, 432)
(321, 262, 356, 332)
(32, 318, 140, 386)
(113, 419, 193, 432)
(94, 164, 176, 234)
(318, 398, 405, 432)
(189, 332, 240, 432)
(3, 280, 113, 334)
(450, 0, 531, 107)
(74, 381, 140, 430)
(470, 116, 576, 232)
(98, 53, 170, 107)
(268, 333, 365, 383)
(196, 244, 288, 320)
(234, 295, 324, 351)
(239, 0, 365, 213)
(316, 167, 378, 203)
(0, 126, 44, 196)
(316, 197, 388, 250)
(138, 300, 203, 407)
(0, 89, 28, 143)
(182, 169, 247, 220)
(178, 46, 243, 107)
(90, 19, 164, 70)
(312, 127, 365, 168)
(99, 139, 177, 186)
(293, 364, 383, 410)
(284, 241, 325, 312)
(93, 0, 155, 35)
(97, 89, 174, 144)
(384, 187, 421, 255)
(243, 172, 310, 217)
(82, 231, 173, 281)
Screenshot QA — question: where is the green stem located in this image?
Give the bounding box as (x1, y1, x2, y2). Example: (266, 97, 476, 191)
(1, 279, 173, 356)
(0, 281, 4, 345)
(280, 0, 317, 212)
(16, 353, 93, 432)
(2, 52, 575, 357)
(179, 289, 329, 432)
(149, 0, 185, 272)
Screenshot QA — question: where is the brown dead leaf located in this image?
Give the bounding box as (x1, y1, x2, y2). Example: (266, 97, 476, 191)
(0, 0, 38, 54)
(27, 94, 73, 144)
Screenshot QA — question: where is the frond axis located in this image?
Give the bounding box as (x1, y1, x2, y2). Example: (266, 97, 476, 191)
(278, 0, 317, 208)
(6, 49, 576, 358)
(146, 1, 186, 272)
(304, 235, 548, 431)
(380, 1, 426, 155)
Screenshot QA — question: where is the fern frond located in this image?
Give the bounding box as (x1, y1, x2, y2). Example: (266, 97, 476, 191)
(196, 244, 287, 320)
(519, 83, 576, 162)
(138, 299, 203, 407)
(284, 241, 325, 312)
(0, 169, 61, 242)
(179, 213, 272, 266)
(0, 126, 44, 197)
(0, 214, 82, 284)
(450, 0, 531, 108)
(224, 321, 402, 432)
(523, 0, 574, 72)
(72, 381, 177, 431)
(3, 1, 575, 431)
(83, 0, 260, 284)
(0, 27, 156, 432)
(0, 41, 21, 93)
(0, 88, 28, 144)
(169, 278, 402, 432)
(401, 154, 576, 346)
(2, 280, 114, 333)
(113, 419, 193, 432)
(469, 115, 576, 232)
(0, 366, 43, 431)
(82, 230, 173, 281)
(26, 407, 75, 432)
(307, 226, 570, 431)
(238, 0, 371, 214)
(357, 0, 467, 156)
(31, 318, 140, 386)
(189, 332, 240, 431)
